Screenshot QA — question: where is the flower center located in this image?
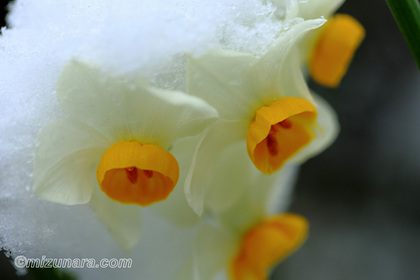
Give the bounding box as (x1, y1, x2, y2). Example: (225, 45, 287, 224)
(229, 214, 308, 280)
(96, 141, 179, 206)
(309, 14, 365, 87)
(246, 97, 317, 174)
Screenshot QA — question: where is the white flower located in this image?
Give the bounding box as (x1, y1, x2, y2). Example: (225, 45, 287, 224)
(34, 60, 217, 250)
(185, 19, 338, 215)
(190, 152, 307, 280)
(195, 213, 307, 280)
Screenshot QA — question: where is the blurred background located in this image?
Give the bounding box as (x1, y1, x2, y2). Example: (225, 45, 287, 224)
(274, 1, 420, 280)
(1, 0, 419, 280)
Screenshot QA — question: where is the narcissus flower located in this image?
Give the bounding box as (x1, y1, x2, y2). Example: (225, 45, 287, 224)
(269, 0, 365, 87)
(34, 60, 217, 250)
(292, 0, 365, 87)
(194, 214, 308, 280)
(308, 13, 365, 87)
(229, 214, 307, 280)
(192, 156, 307, 280)
(185, 19, 338, 215)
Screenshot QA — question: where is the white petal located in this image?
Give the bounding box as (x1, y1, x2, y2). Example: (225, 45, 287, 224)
(131, 210, 197, 280)
(296, 0, 344, 64)
(215, 170, 283, 233)
(194, 224, 238, 280)
(184, 120, 247, 216)
(204, 141, 294, 216)
(298, 0, 344, 19)
(89, 187, 142, 252)
(291, 92, 340, 163)
(186, 49, 259, 121)
(34, 118, 110, 205)
(186, 20, 325, 123)
(264, 164, 299, 215)
(150, 136, 201, 227)
(250, 19, 326, 103)
(57, 60, 218, 148)
(209, 164, 298, 233)
(204, 142, 252, 214)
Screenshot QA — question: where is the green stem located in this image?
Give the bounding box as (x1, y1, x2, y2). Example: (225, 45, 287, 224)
(386, 0, 420, 70)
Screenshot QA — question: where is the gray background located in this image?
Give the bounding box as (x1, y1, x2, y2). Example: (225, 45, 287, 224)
(274, 1, 420, 280)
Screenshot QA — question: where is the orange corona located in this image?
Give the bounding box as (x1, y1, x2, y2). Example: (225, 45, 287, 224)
(246, 97, 317, 174)
(309, 14, 365, 87)
(96, 141, 179, 206)
(230, 214, 308, 280)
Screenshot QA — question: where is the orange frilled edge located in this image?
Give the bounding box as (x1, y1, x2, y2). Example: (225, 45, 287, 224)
(96, 141, 179, 206)
(309, 14, 365, 88)
(246, 97, 317, 174)
(230, 213, 308, 280)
